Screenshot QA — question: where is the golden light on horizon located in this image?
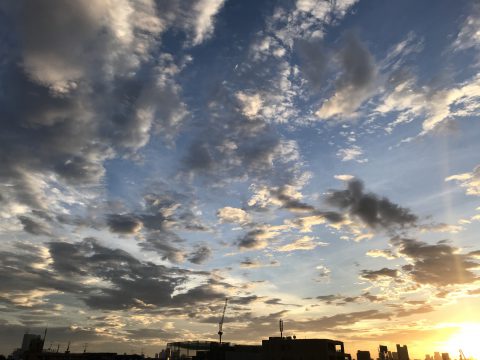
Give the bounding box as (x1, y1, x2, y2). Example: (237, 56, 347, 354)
(443, 324, 480, 360)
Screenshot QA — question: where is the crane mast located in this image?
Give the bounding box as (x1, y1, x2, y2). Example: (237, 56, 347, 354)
(218, 298, 228, 344)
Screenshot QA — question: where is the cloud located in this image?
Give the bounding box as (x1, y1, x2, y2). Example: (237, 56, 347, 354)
(376, 70, 480, 136)
(452, 4, 480, 52)
(181, 83, 303, 187)
(295, 39, 327, 90)
(391, 237, 480, 286)
(360, 267, 399, 281)
(107, 214, 143, 234)
(17, 216, 51, 236)
(419, 222, 464, 234)
(240, 258, 280, 269)
(445, 164, 480, 196)
(236, 91, 263, 119)
(336, 145, 367, 162)
(326, 179, 417, 230)
(269, 186, 315, 212)
(366, 249, 397, 260)
(217, 207, 251, 224)
(0, 0, 198, 232)
(316, 33, 377, 119)
(190, 0, 225, 45)
(277, 236, 328, 252)
(334, 174, 354, 181)
(235, 228, 271, 250)
(315, 264, 331, 282)
(188, 245, 212, 264)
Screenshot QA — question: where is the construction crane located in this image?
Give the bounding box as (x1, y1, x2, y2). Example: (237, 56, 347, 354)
(279, 319, 284, 338)
(218, 298, 228, 344)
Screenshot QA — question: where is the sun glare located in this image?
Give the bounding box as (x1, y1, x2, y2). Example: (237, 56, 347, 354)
(444, 324, 480, 360)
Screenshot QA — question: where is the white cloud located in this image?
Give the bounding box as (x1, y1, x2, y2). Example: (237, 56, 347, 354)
(315, 264, 331, 282)
(445, 165, 480, 196)
(336, 145, 367, 162)
(217, 207, 251, 224)
(236, 92, 263, 119)
(277, 235, 328, 252)
(366, 249, 397, 260)
(452, 8, 480, 52)
(334, 174, 354, 181)
(191, 0, 225, 45)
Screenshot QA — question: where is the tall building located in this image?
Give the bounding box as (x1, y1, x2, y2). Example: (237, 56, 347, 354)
(357, 350, 371, 360)
(441, 353, 450, 360)
(379, 346, 390, 360)
(396, 345, 409, 360)
(434, 352, 442, 360)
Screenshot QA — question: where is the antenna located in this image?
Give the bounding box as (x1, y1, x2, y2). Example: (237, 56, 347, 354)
(66, 341, 70, 354)
(83, 343, 88, 353)
(218, 298, 228, 344)
(279, 319, 284, 338)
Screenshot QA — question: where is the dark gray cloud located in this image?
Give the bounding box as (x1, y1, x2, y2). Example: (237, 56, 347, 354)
(236, 229, 269, 250)
(188, 245, 212, 264)
(17, 216, 51, 236)
(392, 237, 480, 286)
(140, 231, 186, 263)
(316, 33, 377, 118)
(315, 291, 386, 306)
(0, 238, 228, 316)
(326, 179, 417, 229)
(360, 268, 399, 281)
(106, 214, 142, 234)
(0, 1, 188, 229)
(295, 39, 327, 90)
(338, 33, 376, 90)
(270, 186, 315, 212)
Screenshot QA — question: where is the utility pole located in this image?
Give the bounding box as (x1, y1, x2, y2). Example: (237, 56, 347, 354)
(218, 298, 228, 344)
(279, 319, 284, 339)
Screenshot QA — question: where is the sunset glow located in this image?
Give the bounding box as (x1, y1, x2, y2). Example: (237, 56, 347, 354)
(0, 0, 480, 358)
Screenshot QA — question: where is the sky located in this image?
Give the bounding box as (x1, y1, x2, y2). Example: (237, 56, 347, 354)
(0, 0, 480, 358)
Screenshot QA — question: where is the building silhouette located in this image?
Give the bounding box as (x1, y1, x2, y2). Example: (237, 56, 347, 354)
(357, 350, 371, 360)
(262, 337, 349, 360)
(379, 345, 391, 360)
(396, 345, 409, 360)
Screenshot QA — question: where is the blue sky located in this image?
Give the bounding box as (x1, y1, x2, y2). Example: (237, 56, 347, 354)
(1, 0, 480, 357)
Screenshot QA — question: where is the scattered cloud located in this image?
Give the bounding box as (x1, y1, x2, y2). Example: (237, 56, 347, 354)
(336, 145, 367, 162)
(188, 245, 212, 264)
(277, 236, 328, 252)
(446, 164, 480, 196)
(360, 267, 399, 281)
(326, 179, 418, 230)
(316, 33, 377, 119)
(217, 207, 252, 225)
(366, 249, 397, 260)
(392, 237, 480, 286)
